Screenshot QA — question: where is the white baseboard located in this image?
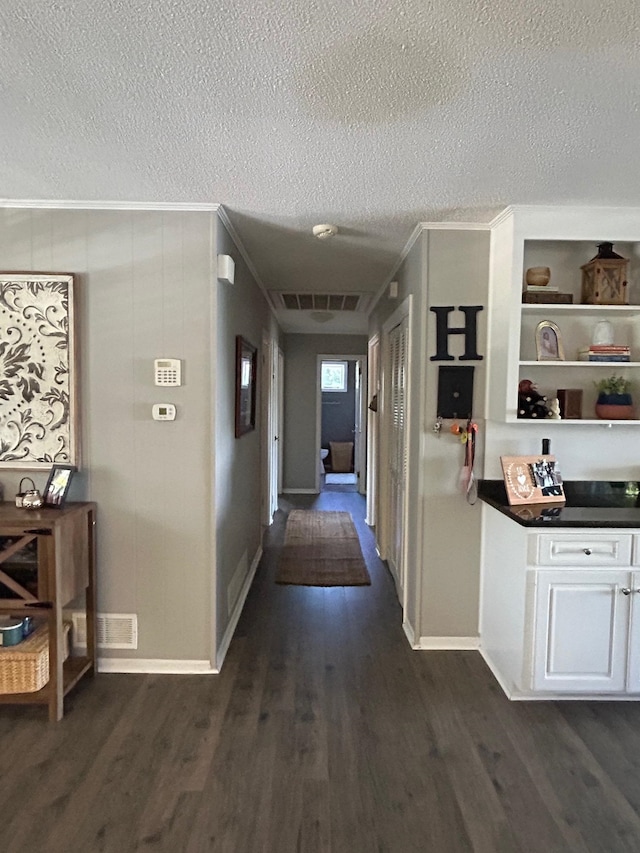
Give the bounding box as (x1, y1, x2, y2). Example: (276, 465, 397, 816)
(415, 636, 480, 650)
(282, 488, 317, 494)
(402, 619, 416, 648)
(98, 658, 217, 674)
(216, 546, 262, 670)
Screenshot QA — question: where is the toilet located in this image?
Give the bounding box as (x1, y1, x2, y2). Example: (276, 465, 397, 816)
(319, 448, 329, 476)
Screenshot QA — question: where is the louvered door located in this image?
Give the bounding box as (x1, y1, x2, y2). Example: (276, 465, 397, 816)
(387, 317, 408, 597)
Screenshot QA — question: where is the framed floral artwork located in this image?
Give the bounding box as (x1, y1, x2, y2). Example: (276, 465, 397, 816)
(0, 273, 79, 469)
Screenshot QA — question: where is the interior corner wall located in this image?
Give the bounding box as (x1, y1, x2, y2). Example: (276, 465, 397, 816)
(282, 334, 368, 492)
(0, 208, 216, 664)
(421, 229, 490, 640)
(215, 217, 280, 654)
(368, 228, 490, 644)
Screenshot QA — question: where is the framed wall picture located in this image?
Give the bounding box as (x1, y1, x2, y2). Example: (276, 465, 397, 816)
(0, 273, 79, 469)
(43, 464, 76, 507)
(235, 336, 257, 438)
(535, 320, 564, 361)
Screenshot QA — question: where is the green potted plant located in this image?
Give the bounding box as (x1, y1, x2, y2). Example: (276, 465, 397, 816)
(594, 374, 635, 420)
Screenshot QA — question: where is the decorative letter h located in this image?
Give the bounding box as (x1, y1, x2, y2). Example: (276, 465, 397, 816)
(430, 306, 484, 361)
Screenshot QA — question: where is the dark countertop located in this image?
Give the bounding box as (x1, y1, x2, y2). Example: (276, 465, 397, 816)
(479, 480, 640, 528)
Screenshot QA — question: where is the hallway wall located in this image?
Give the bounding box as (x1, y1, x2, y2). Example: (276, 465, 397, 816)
(282, 334, 367, 491)
(369, 227, 491, 646)
(215, 217, 280, 661)
(0, 207, 215, 663)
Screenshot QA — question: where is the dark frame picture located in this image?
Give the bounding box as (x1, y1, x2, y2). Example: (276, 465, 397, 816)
(43, 464, 76, 507)
(235, 336, 257, 438)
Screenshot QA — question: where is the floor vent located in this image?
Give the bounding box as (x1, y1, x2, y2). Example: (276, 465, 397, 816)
(71, 613, 138, 650)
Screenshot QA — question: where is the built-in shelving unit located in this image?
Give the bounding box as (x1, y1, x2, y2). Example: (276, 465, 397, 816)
(487, 209, 640, 426)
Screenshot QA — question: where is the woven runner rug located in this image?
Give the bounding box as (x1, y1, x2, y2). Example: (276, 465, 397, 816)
(276, 510, 371, 586)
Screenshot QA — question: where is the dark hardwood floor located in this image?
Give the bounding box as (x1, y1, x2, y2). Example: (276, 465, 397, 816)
(2, 487, 640, 851)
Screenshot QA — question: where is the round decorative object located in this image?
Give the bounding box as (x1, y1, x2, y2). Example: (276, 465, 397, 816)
(526, 266, 551, 287)
(592, 320, 614, 346)
(595, 403, 635, 420)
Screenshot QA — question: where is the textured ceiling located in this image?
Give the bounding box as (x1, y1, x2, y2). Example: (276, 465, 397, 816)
(1, 1, 639, 333)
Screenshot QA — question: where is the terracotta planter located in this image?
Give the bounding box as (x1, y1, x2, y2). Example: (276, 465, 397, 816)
(595, 403, 635, 420)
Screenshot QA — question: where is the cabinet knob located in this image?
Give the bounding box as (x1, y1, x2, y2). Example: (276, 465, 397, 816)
(583, 548, 592, 555)
(621, 588, 632, 595)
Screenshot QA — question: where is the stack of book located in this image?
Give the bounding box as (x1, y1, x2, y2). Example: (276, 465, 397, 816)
(578, 345, 631, 362)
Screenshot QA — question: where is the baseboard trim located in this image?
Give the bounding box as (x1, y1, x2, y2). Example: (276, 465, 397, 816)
(282, 488, 317, 494)
(98, 658, 217, 674)
(415, 636, 480, 650)
(215, 546, 262, 671)
(402, 619, 417, 648)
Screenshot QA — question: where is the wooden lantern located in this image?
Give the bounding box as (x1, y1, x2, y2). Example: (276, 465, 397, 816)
(581, 242, 629, 305)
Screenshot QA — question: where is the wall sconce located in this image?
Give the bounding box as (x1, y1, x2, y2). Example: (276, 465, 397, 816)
(217, 254, 235, 284)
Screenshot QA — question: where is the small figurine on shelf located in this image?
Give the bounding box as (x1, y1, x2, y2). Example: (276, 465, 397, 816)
(518, 379, 550, 419)
(547, 397, 561, 419)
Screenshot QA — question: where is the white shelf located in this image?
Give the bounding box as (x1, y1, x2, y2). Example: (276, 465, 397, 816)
(522, 303, 640, 314)
(520, 361, 640, 368)
(507, 417, 640, 426)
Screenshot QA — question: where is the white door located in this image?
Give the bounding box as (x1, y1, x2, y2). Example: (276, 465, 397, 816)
(366, 336, 380, 526)
(353, 358, 367, 495)
(262, 336, 281, 525)
(533, 569, 630, 692)
(386, 317, 408, 598)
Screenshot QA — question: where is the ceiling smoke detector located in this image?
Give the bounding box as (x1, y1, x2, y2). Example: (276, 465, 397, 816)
(312, 223, 338, 240)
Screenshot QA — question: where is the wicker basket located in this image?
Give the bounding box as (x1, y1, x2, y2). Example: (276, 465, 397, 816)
(0, 622, 49, 693)
(0, 620, 72, 694)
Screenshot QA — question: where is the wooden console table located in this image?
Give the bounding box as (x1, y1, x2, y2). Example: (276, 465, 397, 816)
(0, 502, 96, 721)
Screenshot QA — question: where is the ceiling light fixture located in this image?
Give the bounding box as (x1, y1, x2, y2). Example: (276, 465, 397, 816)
(310, 311, 334, 323)
(312, 223, 338, 240)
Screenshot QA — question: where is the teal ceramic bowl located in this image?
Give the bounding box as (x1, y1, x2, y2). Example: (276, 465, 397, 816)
(0, 616, 24, 646)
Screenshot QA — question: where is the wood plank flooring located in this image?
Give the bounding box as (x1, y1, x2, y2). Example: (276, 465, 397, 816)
(1, 487, 640, 851)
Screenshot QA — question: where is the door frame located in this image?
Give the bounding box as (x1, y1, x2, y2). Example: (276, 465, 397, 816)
(366, 334, 380, 526)
(261, 333, 282, 525)
(315, 354, 367, 494)
(378, 296, 412, 611)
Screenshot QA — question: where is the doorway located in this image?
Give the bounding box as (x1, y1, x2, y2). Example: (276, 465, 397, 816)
(262, 334, 284, 525)
(315, 354, 367, 495)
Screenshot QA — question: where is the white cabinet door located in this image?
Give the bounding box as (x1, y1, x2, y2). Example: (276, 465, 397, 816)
(625, 571, 640, 693)
(533, 569, 630, 692)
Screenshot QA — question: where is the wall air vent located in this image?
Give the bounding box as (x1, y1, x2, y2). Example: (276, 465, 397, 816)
(273, 292, 370, 312)
(71, 612, 138, 650)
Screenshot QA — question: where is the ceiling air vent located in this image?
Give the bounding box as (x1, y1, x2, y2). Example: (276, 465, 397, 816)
(273, 292, 369, 312)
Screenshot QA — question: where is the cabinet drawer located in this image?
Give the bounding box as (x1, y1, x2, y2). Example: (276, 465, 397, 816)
(633, 536, 640, 567)
(530, 534, 632, 567)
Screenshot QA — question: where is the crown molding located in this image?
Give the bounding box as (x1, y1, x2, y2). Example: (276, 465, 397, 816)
(216, 206, 275, 314)
(368, 223, 423, 316)
(0, 198, 221, 211)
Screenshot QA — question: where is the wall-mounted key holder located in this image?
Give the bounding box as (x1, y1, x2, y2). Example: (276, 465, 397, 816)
(436, 365, 475, 420)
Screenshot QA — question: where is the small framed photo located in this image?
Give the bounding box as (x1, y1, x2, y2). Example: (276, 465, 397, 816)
(535, 320, 564, 361)
(43, 464, 76, 507)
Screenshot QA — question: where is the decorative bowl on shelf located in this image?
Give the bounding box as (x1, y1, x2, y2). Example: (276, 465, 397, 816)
(526, 266, 551, 287)
(595, 402, 635, 420)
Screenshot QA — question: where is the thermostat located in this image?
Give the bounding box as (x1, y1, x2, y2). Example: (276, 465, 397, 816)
(152, 403, 176, 421)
